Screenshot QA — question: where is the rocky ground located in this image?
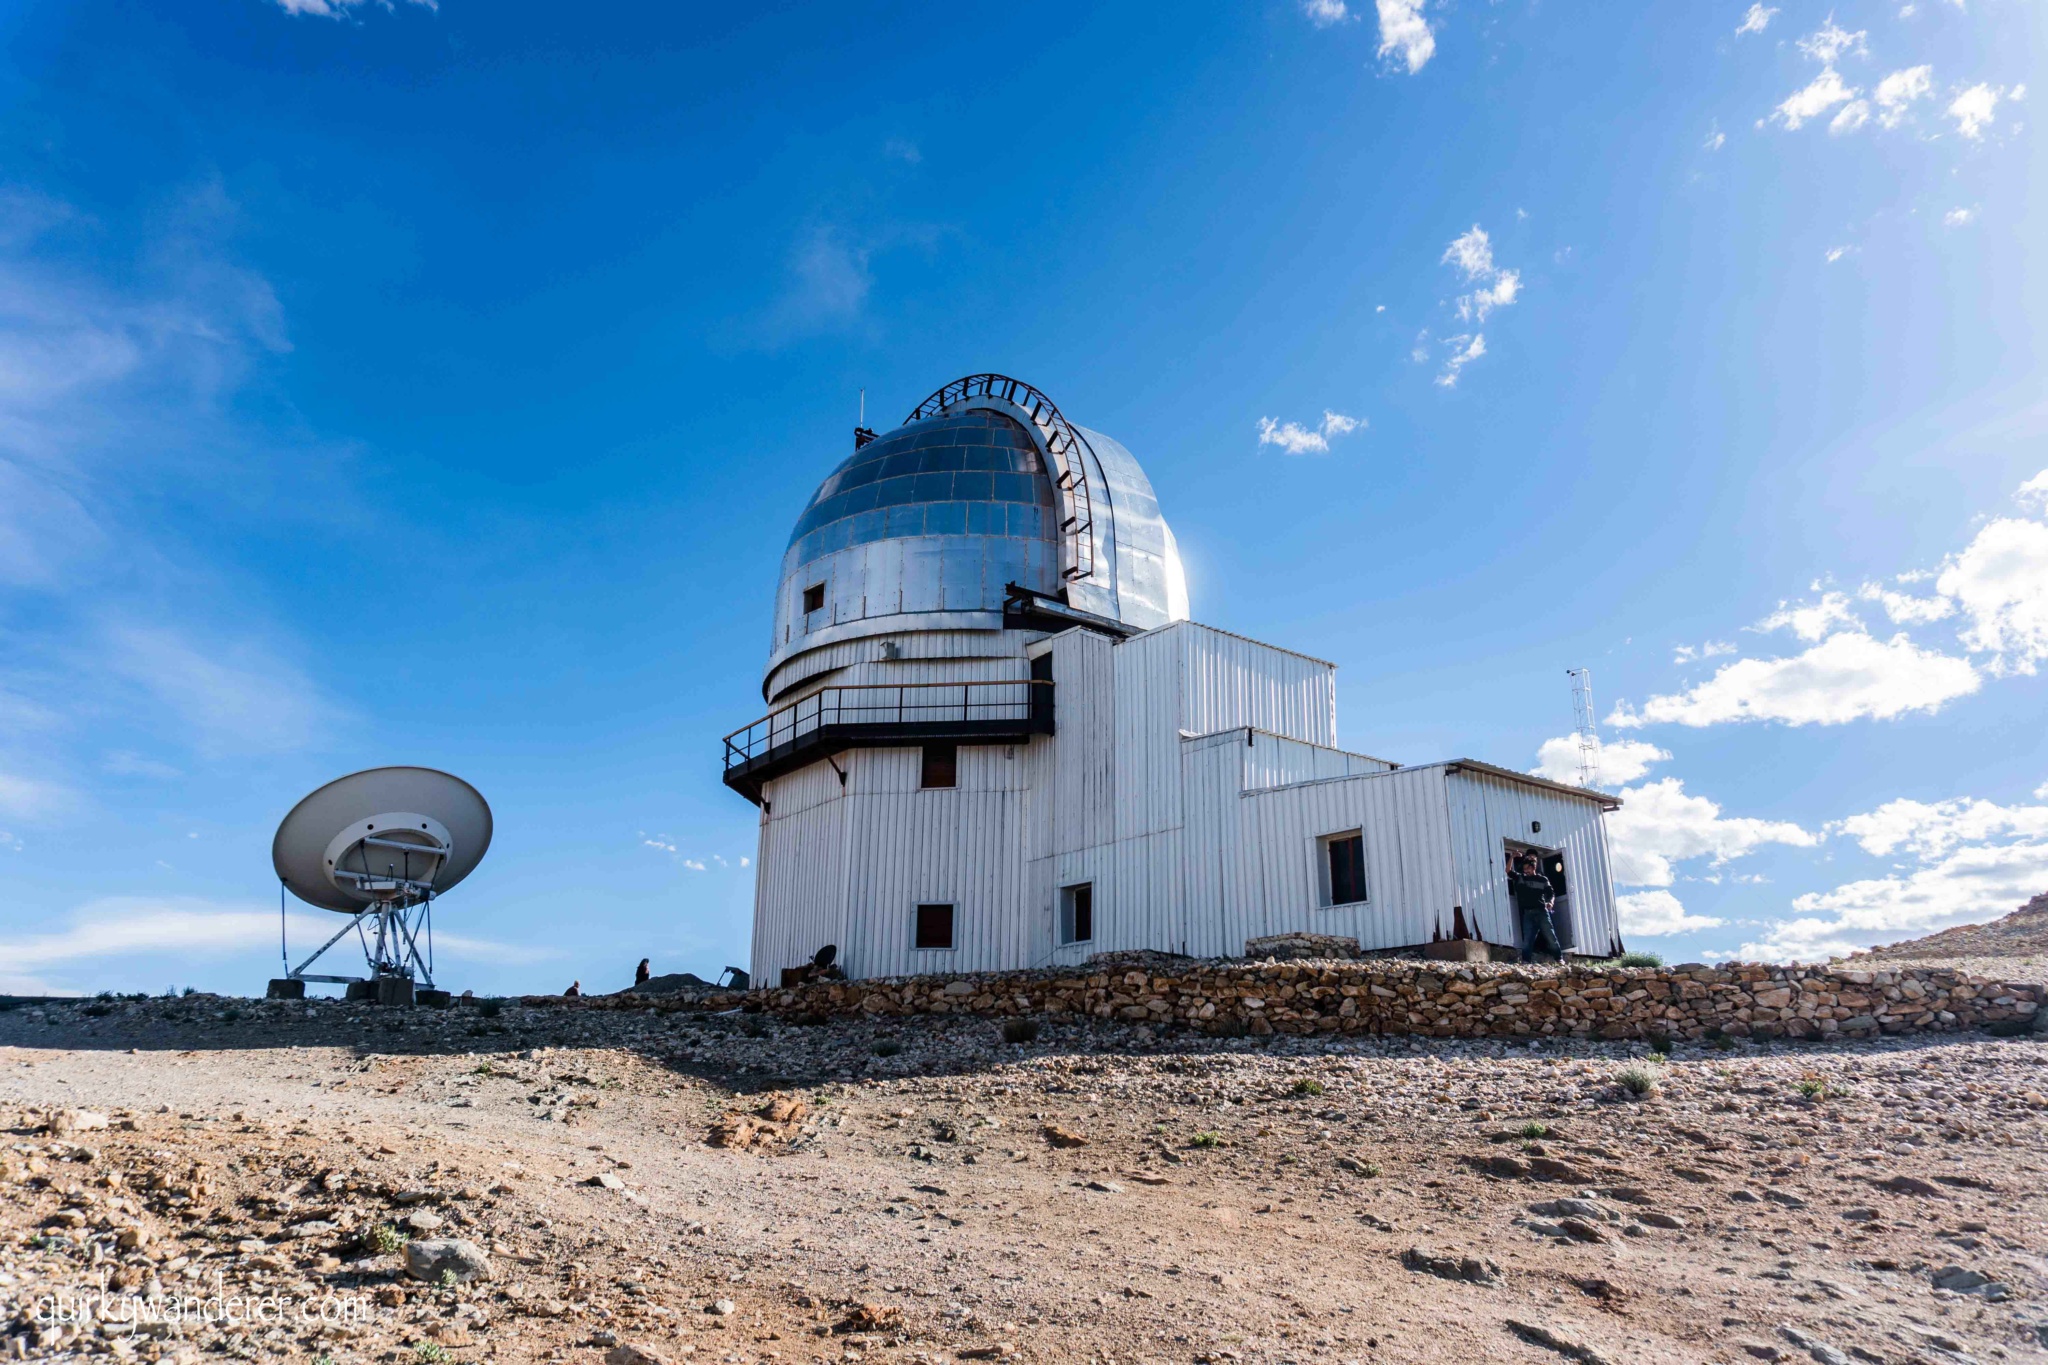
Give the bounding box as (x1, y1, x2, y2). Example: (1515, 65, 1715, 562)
(1852, 897, 2048, 988)
(4, 983, 2048, 1365)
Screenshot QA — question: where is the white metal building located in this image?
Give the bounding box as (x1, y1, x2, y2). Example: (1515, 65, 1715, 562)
(724, 375, 1623, 984)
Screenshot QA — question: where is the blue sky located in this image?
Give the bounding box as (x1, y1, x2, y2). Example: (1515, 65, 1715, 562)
(1, 0, 2043, 995)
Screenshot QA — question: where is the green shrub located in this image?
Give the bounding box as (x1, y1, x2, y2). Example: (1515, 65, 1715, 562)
(1615, 1064, 1660, 1099)
(871, 1039, 902, 1057)
(1516, 1121, 1549, 1139)
(1291, 1078, 1326, 1097)
(1000, 1018, 1042, 1045)
(1617, 951, 1663, 969)
(1189, 1131, 1221, 1149)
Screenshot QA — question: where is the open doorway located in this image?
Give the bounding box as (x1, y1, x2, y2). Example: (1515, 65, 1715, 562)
(1502, 840, 1575, 957)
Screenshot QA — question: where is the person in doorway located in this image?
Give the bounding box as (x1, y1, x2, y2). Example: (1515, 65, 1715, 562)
(1512, 853, 1562, 962)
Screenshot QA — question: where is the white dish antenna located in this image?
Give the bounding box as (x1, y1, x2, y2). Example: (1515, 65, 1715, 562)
(269, 767, 492, 1003)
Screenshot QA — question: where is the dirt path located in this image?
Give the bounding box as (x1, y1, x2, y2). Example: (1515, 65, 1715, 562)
(4, 994, 2047, 1364)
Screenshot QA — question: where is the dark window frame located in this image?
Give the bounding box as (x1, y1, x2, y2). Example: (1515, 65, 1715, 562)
(914, 903, 956, 951)
(1320, 830, 1369, 907)
(919, 742, 958, 789)
(801, 582, 825, 614)
(1059, 882, 1094, 945)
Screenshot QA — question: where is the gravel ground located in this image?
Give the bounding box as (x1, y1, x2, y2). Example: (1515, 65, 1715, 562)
(5, 991, 2048, 1365)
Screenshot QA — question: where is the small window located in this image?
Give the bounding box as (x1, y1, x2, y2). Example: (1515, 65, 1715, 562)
(1320, 830, 1368, 907)
(801, 582, 825, 614)
(920, 742, 957, 789)
(1059, 882, 1093, 945)
(914, 903, 955, 950)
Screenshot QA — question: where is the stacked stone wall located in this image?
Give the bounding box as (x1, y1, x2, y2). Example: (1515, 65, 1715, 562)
(600, 961, 2048, 1042)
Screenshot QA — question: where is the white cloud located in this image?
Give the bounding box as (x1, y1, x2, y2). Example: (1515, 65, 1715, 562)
(683, 858, 708, 872)
(1874, 65, 1933, 127)
(102, 623, 331, 757)
(1774, 68, 1858, 130)
(1858, 579, 1954, 624)
(642, 836, 677, 854)
(269, 0, 435, 17)
(1824, 245, 1852, 264)
(1946, 83, 2004, 139)
(1618, 889, 1725, 936)
(1431, 225, 1519, 385)
(1531, 736, 1670, 787)
(1743, 839, 2048, 961)
(1755, 590, 1860, 641)
(1935, 509, 2048, 674)
(1457, 271, 1520, 323)
(0, 768, 77, 821)
(1942, 207, 1976, 227)
(1257, 410, 1364, 455)
(882, 137, 922, 164)
(1607, 777, 1819, 888)
(740, 856, 752, 868)
(1375, 0, 1434, 73)
(1441, 225, 1497, 280)
(1830, 100, 1871, 134)
(1797, 18, 1868, 65)
(1673, 640, 1736, 664)
(0, 896, 552, 980)
(1735, 4, 1777, 36)
(1435, 334, 1485, 388)
(1302, 0, 1351, 27)
(1610, 631, 1980, 729)
(1831, 794, 2048, 860)
(1704, 123, 1727, 152)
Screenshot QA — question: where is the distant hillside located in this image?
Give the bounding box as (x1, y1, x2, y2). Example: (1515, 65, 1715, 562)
(1848, 891, 2048, 983)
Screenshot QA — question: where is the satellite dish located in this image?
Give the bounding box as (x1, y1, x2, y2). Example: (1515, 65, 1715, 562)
(268, 767, 492, 1004)
(273, 766, 492, 912)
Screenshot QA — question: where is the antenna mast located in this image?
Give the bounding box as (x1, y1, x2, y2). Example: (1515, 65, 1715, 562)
(1567, 667, 1600, 788)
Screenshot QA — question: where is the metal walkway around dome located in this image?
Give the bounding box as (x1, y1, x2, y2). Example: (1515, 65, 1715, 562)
(907, 374, 1097, 585)
(721, 678, 1055, 804)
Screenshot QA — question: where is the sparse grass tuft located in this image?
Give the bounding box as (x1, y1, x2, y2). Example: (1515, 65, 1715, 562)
(1189, 1131, 1221, 1149)
(415, 1345, 450, 1365)
(871, 1039, 903, 1057)
(1291, 1078, 1326, 1097)
(1615, 1063, 1660, 1099)
(362, 1222, 407, 1256)
(1516, 1121, 1549, 1139)
(1616, 951, 1663, 969)
(1795, 1076, 1849, 1101)
(471, 1062, 494, 1076)
(479, 998, 504, 1019)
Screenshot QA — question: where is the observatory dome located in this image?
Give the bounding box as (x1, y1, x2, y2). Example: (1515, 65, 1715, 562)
(765, 375, 1188, 694)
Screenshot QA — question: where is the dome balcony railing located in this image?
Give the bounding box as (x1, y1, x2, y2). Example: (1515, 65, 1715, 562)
(722, 678, 1055, 804)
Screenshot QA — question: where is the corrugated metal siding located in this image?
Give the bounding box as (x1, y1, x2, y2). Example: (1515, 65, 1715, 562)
(748, 617, 1622, 980)
(1444, 769, 1621, 956)
(1236, 766, 1460, 954)
(1113, 628, 1185, 840)
(1176, 623, 1336, 747)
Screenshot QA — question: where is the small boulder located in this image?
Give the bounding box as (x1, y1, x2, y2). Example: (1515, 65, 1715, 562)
(404, 1238, 492, 1285)
(1042, 1124, 1087, 1149)
(604, 1346, 670, 1365)
(1402, 1246, 1500, 1285)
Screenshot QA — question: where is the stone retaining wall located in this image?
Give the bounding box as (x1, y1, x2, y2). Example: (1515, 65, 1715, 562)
(701, 960, 2048, 1042)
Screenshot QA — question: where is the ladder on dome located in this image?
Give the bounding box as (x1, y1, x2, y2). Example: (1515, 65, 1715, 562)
(905, 373, 1096, 584)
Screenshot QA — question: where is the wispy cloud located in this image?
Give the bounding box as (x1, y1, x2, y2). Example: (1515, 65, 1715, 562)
(1942, 206, 1977, 227)
(268, 0, 436, 18)
(1735, 3, 1777, 36)
(1256, 410, 1363, 455)
(1611, 631, 1978, 728)
(1429, 225, 1519, 385)
(1301, 0, 1351, 28)
(1618, 889, 1725, 936)
(1606, 777, 1819, 887)
(1530, 735, 1669, 787)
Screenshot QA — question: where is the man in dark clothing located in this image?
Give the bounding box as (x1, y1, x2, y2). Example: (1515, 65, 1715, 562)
(635, 958, 651, 985)
(1512, 854, 1562, 961)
